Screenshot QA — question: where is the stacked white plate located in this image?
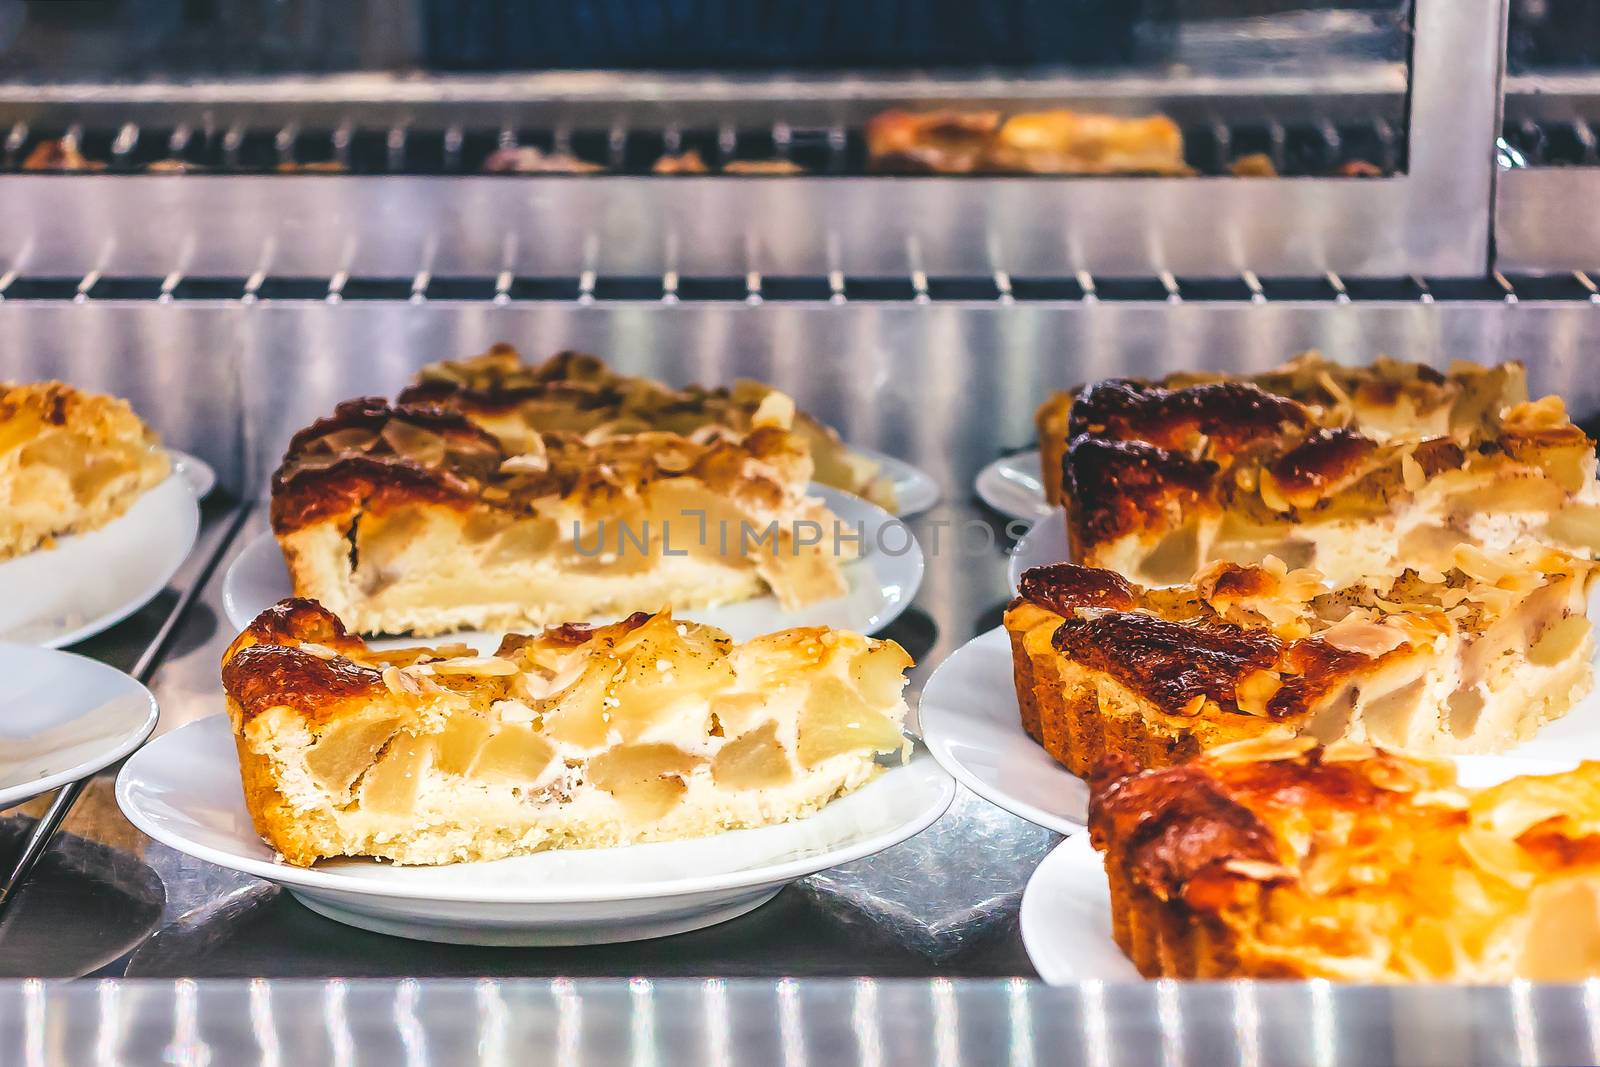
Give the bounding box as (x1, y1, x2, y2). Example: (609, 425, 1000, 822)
(0, 644, 158, 809)
(976, 450, 1052, 522)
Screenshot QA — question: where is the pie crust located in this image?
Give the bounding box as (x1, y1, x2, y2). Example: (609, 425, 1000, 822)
(1091, 739, 1600, 980)
(1006, 548, 1597, 774)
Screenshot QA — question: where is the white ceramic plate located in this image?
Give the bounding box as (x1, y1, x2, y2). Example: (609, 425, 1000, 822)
(919, 626, 1600, 835)
(919, 627, 1088, 835)
(855, 448, 941, 518)
(1007, 508, 1069, 593)
(0, 644, 159, 808)
(0, 474, 200, 648)
(223, 485, 922, 648)
(117, 715, 955, 945)
(976, 450, 1053, 523)
(168, 449, 217, 499)
(1019, 755, 1579, 983)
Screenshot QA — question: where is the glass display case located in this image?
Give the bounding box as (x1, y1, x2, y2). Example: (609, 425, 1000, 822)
(0, 0, 1499, 277)
(1496, 0, 1600, 275)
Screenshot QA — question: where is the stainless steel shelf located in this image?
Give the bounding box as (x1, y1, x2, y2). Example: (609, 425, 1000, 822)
(2, 977, 1599, 1067)
(4, 294, 1600, 1059)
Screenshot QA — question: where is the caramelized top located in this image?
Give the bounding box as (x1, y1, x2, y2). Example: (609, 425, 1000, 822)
(1008, 545, 1594, 721)
(1088, 737, 1600, 981)
(0, 380, 164, 455)
(270, 394, 810, 534)
(222, 597, 911, 752)
(1087, 740, 1449, 907)
(1044, 354, 1572, 553)
(1053, 612, 1284, 713)
(399, 345, 802, 444)
(1068, 379, 1309, 459)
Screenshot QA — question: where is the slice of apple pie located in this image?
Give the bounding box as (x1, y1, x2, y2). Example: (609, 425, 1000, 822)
(271, 395, 850, 637)
(1037, 354, 1600, 586)
(865, 108, 1190, 176)
(1090, 739, 1600, 980)
(0, 381, 170, 559)
(221, 599, 911, 866)
(398, 346, 897, 511)
(1005, 547, 1596, 775)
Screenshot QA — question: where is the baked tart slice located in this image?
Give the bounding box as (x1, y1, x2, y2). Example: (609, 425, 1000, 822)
(1090, 739, 1600, 981)
(399, 346, 897, 511)
(866, 108, 1189, 176)
(0, 381, 170, 559)
(1005, 548, 1597, 775)
(270, 395, 849, 638)
(222, 599, 912, 866)
(1035, 355, 1600, 587)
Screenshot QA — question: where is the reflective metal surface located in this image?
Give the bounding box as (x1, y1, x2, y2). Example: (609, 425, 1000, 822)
(1495, 167, 1600, 275)
(3, 295, 1600, 1056)
(0, 977, 1598, 1066)
(0, 0, 1502, 277)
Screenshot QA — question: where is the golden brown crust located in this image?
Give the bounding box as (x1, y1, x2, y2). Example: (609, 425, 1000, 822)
(1051, 612, 1285, 716)
(1014, 562, 1137, 616)
(1005, 548, 1597, 775)
(223, 644, 384, 725)
(222, 598, 912, 867)
(270, 394, 808, 536)
(1062, 437, 1217, 548)
(398, 345, 896, 509)
(1068, 378, 1310, 458)
(1041, 356, 1592, 574)
(1086, 742, 1600, 980)
(1263, 427, 1380, 503)
(865, 109, 1002, 174)
(0, 380, 171, 559)
(866, 108, 1188, 176)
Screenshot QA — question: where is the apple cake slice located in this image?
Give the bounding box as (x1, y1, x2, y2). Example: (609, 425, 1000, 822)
(865, 108, 1189, 175)
(0, 381, 170, 560)
(1090, 739, 1600, 981)
(1005, 548, 1597, 775)
(398, 346, 897, 511)
(271, 395, 849, 638)
(222, 598, 912, 866)
(1037, 354, 1600, 586)
(1035, 354, 1514, 509)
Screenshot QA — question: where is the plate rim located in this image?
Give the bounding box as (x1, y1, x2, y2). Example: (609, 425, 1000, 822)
(1018, 832, 1123, 984)
(1006, 507, 1068, 595)
(851, 446, 942, 518)
(975, 449, 1054, 523)
(116, 714, 956, 905)
(0, 473, 202, 650)
(918, 625, 1087, 835)
(223, 483, 923, 639)
(167, 448, 218, 500)
(0, 643, 160, 808)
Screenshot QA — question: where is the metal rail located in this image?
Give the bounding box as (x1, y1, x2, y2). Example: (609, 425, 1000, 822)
(0, 503, 251, 927)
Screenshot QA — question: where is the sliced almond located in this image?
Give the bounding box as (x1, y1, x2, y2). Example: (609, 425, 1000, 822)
(431, 656, 521, 677)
